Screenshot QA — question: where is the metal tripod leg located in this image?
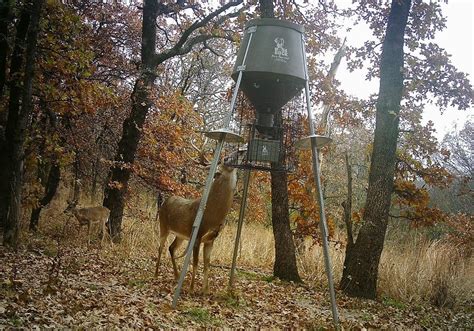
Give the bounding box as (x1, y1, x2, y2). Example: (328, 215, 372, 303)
(300, 35, 340, 328)
(171, 30, 256, 308)
(303, 83, 339, 328)
(229, 169, 251, 290)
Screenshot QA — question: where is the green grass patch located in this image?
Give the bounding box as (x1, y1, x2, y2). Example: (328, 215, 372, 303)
(419, 313, 436, 328)
(360, 312, 373, 322)
(127, 278, 147, 288)
(224, 295, 244, 308)
(262, 275, 275, 282)
(10, 317, 23, 327)
(237, 270, 273, 282)
(147, 302, 157, 311)
(87, 283, 98, 291)
(183, 307, 221, 326)
(382, 296, 406, 310)
(217, 291, 247, 309)
(43, 245, 59, 257)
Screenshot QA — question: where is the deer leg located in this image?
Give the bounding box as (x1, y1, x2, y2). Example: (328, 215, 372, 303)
(87, 222, 91, 245)
(190, 242, 200, 292)
(169, 237, 184, 280)
(101, 218, 108, 244)
(154, 231, 169, 277)
(202, 241, 214, 294)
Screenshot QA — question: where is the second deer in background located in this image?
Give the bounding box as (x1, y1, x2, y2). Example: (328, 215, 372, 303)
(64, 200, 110, 244)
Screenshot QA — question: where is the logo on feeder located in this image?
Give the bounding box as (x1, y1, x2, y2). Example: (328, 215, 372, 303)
(262, 145, 269, 156)
(272, 37, 289, 63)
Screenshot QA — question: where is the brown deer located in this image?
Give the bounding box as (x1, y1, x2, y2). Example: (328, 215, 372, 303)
(64, 200, 110, 244)
(155, 151, 242, 293)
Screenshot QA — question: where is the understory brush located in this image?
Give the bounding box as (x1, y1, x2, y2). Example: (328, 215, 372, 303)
(21, 203, 473, 309)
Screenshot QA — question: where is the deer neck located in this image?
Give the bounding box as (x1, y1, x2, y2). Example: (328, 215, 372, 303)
(204, 170, 236, 223)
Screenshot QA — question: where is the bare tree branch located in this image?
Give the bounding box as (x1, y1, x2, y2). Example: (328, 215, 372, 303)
(153, 0, 242, 66)
(203, 40, 222, 57)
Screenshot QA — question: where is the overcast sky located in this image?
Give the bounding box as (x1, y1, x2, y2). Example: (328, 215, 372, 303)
(336, 0, 473, 139)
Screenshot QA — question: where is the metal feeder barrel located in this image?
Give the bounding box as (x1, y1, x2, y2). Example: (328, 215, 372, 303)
(232, 18, 306, 111)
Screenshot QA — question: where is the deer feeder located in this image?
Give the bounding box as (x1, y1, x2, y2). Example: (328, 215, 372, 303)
(229, 19, 307, 169)
(231, 19, 306, 112)
(174, 18, 339, 328)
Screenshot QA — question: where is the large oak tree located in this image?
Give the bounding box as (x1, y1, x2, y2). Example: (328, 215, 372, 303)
(103, 0, 243, 241)
(340, 0, 411, 298)
(2, 0, 44, 247)
(258, 0, 301, 282)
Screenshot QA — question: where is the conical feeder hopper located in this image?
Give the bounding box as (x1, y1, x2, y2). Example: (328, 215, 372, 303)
(232, 18, 306, 116)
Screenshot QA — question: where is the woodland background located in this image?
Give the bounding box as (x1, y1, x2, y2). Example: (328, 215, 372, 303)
(0, 0, 473, 328)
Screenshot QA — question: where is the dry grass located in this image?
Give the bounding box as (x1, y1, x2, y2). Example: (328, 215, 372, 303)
(379, 238, 473, 307)
(296, 236, 345, 285)
(27, 200, 473, 309)
(212, 223, 275, 269)
(108, 214, 472, 308)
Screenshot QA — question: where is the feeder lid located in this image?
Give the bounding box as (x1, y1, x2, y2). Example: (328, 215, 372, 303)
(244, 18, 305, 33)
(295, 135, 332, 150)
(201, 128, 244, 143)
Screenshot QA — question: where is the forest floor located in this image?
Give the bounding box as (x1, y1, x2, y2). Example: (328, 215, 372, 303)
(1, 236, 473, 330)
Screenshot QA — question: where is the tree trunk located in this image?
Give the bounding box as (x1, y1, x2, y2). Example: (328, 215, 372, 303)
(103, 0, 158, 241)
(0, 3, 30, 230)
(258, 0, 301, 282)
(259, 0, 274, 17)
(91, 123, 108, 201)
(0, 0, 12, 98)
(318, 39, 346, 136)
(3, 0, 44, 247)
(341, 152, 354, 269)
(29, 104, 60, 231)
(29, 163, 60, 231)
(271, 168, 301, 282)
(340, 0, 411, 298)
(103, 75, 154, 240)
(101, 0, 242, 241)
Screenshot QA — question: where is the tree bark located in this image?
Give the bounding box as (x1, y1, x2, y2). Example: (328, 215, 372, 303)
(271, 167, 301, 282)
(340, 0, 411, 298)
(3, 0, 44, 247)
(103, 74, 154, 240)
(29, 163, 60, 231)
(29, 105, 61, 231)
(341, 152, 354, 267)
(91, 123, 109, 202)
(0, 2, 30, 230)
(318, 39, 346, 135)
(258, 0, 300, 282)
(0, 0, 12, 98)
(259, 0, 274, 18)
(103, 0, 158, 241)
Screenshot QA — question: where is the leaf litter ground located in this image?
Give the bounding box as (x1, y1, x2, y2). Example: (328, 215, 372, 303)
(1, 239, 472, 329)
